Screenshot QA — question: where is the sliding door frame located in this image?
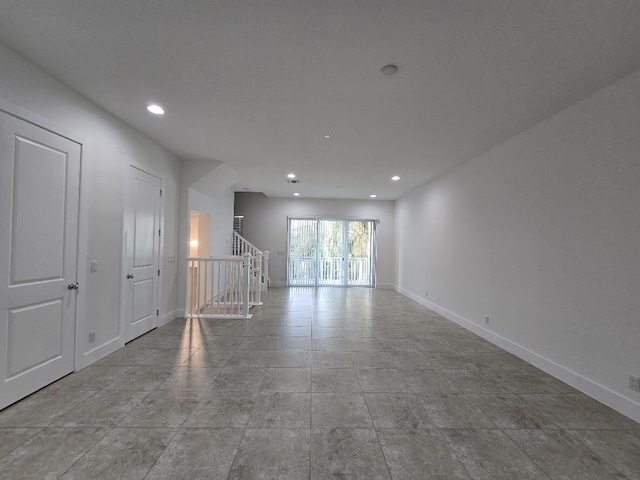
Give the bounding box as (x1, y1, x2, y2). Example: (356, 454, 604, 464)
(286, 216, 377, 288)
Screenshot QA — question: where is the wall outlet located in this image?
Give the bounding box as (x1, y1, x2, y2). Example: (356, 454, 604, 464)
(90, 261, 98, 272)
(629, 375, 640, 393)
(88, 331, 96, 343)
(484, 316, 490, 325)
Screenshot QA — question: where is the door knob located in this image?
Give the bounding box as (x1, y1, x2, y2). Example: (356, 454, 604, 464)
(126, 274, 134, 279)
(67, 282, 79, 290)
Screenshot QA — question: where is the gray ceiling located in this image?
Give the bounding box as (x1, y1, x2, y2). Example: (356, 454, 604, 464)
(1, 1, 640, 199)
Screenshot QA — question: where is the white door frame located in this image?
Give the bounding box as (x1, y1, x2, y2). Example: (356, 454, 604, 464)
(119, 158, 165, 344)
(0, 97, 89, 371)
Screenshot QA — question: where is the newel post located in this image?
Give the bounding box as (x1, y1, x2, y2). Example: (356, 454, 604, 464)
(263, 251, 270, 291)
(243, 252, 252, 317)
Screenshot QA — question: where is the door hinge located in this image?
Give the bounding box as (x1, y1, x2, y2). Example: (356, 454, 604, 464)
(160, 189, 163, 197)
(156, 309, 159, 316)
(158, 229, 161, 237)
(158, 269, 160, 276)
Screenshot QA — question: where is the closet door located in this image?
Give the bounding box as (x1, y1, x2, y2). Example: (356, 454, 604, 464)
(0, 111, 81, 410)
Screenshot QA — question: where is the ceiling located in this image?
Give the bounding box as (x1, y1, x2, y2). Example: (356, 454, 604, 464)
(1, 1, 640, 200)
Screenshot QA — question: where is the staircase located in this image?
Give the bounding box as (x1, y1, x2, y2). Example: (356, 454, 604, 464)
(232, 231, 269, 305)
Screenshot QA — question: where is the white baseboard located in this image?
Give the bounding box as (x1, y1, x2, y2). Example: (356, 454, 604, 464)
(78, 337, 122, 370)
(270, 281, 287, 287)
(77, 309, 183, 370)
(397, 286, 640, 424)
(160, 309, 181, 326)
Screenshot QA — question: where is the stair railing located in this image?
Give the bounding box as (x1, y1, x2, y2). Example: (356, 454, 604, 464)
(186, 252, 252, 318)
(232, 231, 269, 304)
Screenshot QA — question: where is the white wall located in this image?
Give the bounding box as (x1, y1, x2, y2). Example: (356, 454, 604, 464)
(0, 43, 182, 366)
(189, 188, 235, 257)
(234, 193, 396, 288)
(176, 158, 236, 314)
(396, 70, 640, 421)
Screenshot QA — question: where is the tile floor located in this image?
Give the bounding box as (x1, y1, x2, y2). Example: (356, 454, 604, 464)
(0, 288, 639, 479)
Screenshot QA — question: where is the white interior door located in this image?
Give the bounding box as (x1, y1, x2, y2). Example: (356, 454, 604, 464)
(0, 111, 81, 410)
(122, 165, 161, 343)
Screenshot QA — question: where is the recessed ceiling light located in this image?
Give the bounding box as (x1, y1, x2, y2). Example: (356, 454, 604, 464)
(293, 192, 300, 196)
(370, 194, 377, 198)
(380, 64, 398, 76)
(391, 175, 400, 181)
(323, 134, 331, 139)
(147, 104, 165, 115)
(287, 173, 296, 179)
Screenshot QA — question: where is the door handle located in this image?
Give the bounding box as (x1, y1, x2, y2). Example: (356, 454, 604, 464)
(67, 282, 79, 290)
(126, 274, 134, 279)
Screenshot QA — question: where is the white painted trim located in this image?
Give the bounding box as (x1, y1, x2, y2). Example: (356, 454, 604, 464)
(376, 283, 396, 290)
(74, 142, 90, 371)
(157, 177, 166, 325)
(119, 159, 127, 341)
(0, 97, 90, 374)
(79, 337, 122, 368)
(396, 286, 640, 423)
(160, 309, 180, 327)
(270, 281, 287, 287)
(0, 98, 84, 143)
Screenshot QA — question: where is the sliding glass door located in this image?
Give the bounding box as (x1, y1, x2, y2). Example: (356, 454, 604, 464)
(347, 220, 373, 286)
(288, 217, 376, 287)
(288, 218, 318, 286)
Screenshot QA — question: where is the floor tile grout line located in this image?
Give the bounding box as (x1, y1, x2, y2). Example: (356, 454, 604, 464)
(223, 348, 264, 480)
(140, 384, 210, 479)
(0, 426, 43, 462)
(139, 426, 182, 480)
(54, 423, 114, 479)
(433, 424, 487, 480)
(353, 359, 396, 478)
(5, 288, 638, 479)
(498, 427, 555, 479)
(555, 427, 637, 478)
(308, 377, 313, 479)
